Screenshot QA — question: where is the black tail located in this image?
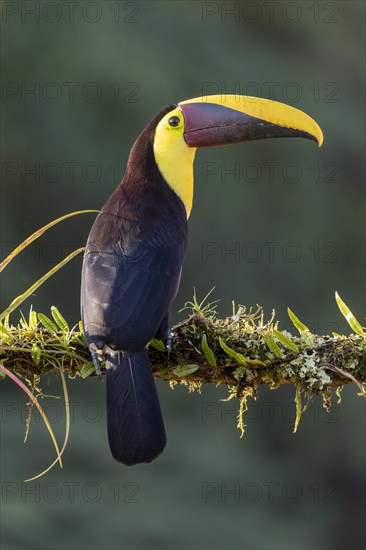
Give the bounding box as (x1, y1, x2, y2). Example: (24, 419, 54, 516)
(106, 349, 166, 465)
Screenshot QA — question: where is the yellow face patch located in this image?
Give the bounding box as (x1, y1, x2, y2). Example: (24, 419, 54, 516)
(153, 107, 196, 218)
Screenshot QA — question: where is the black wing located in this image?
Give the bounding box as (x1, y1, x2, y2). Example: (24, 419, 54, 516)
(81, 213, 187, 352)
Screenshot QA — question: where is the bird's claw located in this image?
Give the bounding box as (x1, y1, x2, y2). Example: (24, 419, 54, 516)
(166, 330, 174, 355)
(89, 344, 104, 381)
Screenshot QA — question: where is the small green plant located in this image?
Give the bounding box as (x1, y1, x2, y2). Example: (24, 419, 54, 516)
(179, 286, 220, 317)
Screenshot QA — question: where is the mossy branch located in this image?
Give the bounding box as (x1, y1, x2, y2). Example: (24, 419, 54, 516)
(1, 213, 365, 407)
(1, 305, 365, 399)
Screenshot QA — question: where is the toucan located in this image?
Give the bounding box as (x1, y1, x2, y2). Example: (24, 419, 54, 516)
(80, 94, 323, 465)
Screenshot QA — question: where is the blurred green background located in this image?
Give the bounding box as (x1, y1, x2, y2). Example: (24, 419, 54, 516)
(1, 1, 365, 549)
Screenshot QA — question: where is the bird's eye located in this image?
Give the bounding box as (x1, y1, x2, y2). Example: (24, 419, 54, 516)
(168, 116, 180, 128)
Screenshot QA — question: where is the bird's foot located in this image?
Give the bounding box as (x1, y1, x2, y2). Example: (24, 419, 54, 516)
(166, 330, 174, 356)
(89, 343, 104, 381)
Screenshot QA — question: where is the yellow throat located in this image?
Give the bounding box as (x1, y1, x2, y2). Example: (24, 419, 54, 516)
(153, 107, 197, 218)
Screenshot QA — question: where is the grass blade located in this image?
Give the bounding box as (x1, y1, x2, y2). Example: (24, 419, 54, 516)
(287, 308, 309, 333)
(0, 363, 62, 469)
(0, 320, 13, 344)
(80, 362, 96, 379)
(0, 210, 98, 272)
(263, 333, 282, 358)
(173, 364, 199, 377)
(37, 313, 58, 332)
(201, 333, 217, 367)
(273, 329, 299, 353)
(219, 337, 248, 366)
(293, 386, 303, 433)
(0, 248, 85, 321)
(149, 339, 166, 352)
(25, 367, 70, 482)
(335, 292, 365, 337)
(51, 306, 69, 332)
